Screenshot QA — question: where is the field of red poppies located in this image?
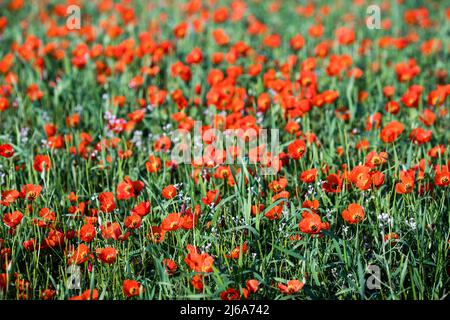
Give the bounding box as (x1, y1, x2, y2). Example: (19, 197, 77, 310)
(0, 0, 449, 300)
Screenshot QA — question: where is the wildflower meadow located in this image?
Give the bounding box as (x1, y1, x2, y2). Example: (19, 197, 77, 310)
(0, 0, 449, 302)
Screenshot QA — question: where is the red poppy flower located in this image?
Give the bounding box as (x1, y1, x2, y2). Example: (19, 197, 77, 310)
(123, 280, 143, 298)
(288, 139, 306, 160)
(124, 214, 142, 229)
(41, 289, 56, 300)
(395, 170, 415, 194)
(365, 151, 388, 168)
(98, 192, 116, 213)
(68, 243, 90, 265)
(349, 165, 372, 190)
(278, 280, 304, 294)
(161, 213, 181, 231)
(162, 185, 177, 200)
(419, 109, 436, 127)
(380, 121, 405, 143)
(101, 222, 129, 241)
(1, 189, 20, 207)
(96, 247, 117, 264)
(226, 243, 248, 259)
(434, 166, 450, 187)
(342, 203, 365, 224)
(148, 226, 165, 243)
(268, 178, 288, 193)
(302, 199, 319, 215)
(186, 47, 203, 64)
(19, 184, 42, 201)
(162, 259, 177, 275)
(3, 211, 24, 228)
(131, 201, 151, 216)
(290, 34, 305, 51)
(385, 101, 400, 115)
(322, 173, 342, 193)
(298, 213, 324, 234)
(409, 128, 432, 145)
(395, 59, 421, 82)
(202, 190, 221, 206)
(335, 27, 355, 45)
(191, 275, 203, 291)
(371, 171, 385, 189)
(79, 223, 96, 242)
(146, 155, 162, 173)
(69, 289, 99, 300)
(116, 177, 144, 200)
(42, 229, 65, 249)
(179, 205, 201, 230)
(173, 22, 188, 39)
(428, 145, 445, 158)
(265, 204, 282, 220)
(184, 245, 214, 273)
(0, 97, 9, 112)
(220, 288, 240, 300)
(246, 279, 259, 294)
(0, 144, 14, 158)
(401, 88, 420, 108)
(300, 168, 317, 183)
(32, 208, 55, 228)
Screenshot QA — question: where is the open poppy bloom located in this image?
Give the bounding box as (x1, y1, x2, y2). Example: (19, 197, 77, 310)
(246, 279, 259, 294)
(96, 247, 117, 264)
(365, 151, 388, 168)
(124, 214, 142, 229)
(0, 144, 14, 158)
(349, 165, 372, 190)
(79, 223, 96, 242)
(184, 245, 214, 273)
(300, 168, 317, 183)
(67, 243, 90, 265)
(322, 173, 342, 193)
(162, 185, 177, 200)
(220, 288, 240, 300)
(409, 128, 432, 145)
(1, 190, 19, 207)
(98, 192, 116, 213)
(148, 226, 165, 243)
(299, 212, 326, 234)
(161, 213, 181, 231)
(162, 259, 178, 275)
(0, 0, 448, 302)
(201, 190, 221, 206)
(33, 154, 52, 172)
(380, 121, 405, 143)
(434, 165, 450, 187)
(3, 211, 24, 228)
(288, 139, 307, 160)
(116, 177, 144, 200)
(20, 184, 42, 201)
(123, 280, 143, 298)
(101, 222, 129, 241)
(131, 201, 151, 216)
(179, 205, 201, 230)
(278, 280, 304, 294)
(191, 275, 203, 292)
(395, 170, 415, 194)
(226, 243, 248, 259)
(342, 203, 365, 224)
(146, 155, 162, 173)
